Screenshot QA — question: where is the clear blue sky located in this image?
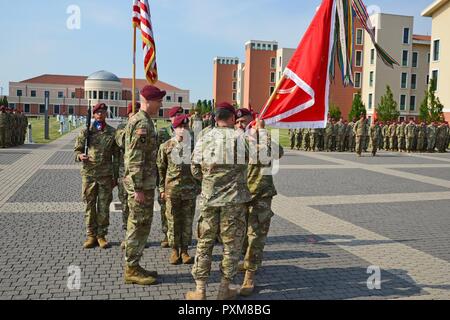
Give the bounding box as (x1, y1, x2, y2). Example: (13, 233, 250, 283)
(0, 0, 432, 102)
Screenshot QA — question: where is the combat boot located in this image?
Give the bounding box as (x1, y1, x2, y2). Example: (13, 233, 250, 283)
(120, 241, 126, 251)
(217, 278, 237, 300)
(83, 236, 98, 249)
(97, 237, 111, 249)
(170, 248, 181, 265)
(161, 235, 169, 248)
(136, 265, 158, 278)
(124, 265, 158, 285)
(186, 280, 206, 300)
(181, 247, 194, 264)
(240, 271, 255, 297)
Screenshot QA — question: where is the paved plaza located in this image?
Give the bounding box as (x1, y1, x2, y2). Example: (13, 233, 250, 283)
(0, 129, 450, 300)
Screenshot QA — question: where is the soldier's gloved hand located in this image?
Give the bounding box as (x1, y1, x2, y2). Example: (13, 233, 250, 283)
(134, 191, 145, 204)
(79, 154, 89, 162)
(160, 192, 166, 201)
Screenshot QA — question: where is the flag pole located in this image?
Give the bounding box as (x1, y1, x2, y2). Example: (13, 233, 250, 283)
(259, 74, 286, 119)
(132, 25, 137, 114)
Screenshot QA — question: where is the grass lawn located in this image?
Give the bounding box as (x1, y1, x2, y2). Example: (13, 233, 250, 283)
(28, 117, 79, 144)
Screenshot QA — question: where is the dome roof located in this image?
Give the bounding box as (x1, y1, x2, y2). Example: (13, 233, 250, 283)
(86, 70, 121, 82)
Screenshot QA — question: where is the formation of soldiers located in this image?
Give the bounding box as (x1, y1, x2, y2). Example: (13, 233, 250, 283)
(0, 106, 28, 148)
(74, 85, 283, 300)
(289, 116, 450, 156)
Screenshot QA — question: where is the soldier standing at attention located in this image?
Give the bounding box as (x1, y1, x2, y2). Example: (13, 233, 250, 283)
(353, 113, 368, 157)
(74, 103, 119, 249)
(383, 121, 390, 151)
(116, 102, 140, 250)
(324, 119, 333, 152)
(190, 110, 203, 131)
(427, 121, 438, 153)
(369, 120, 382, 156)
(157, 106, 184, 249)
(397, 120, 407, 152)
(289, 129, 296, 150)
(157, 114, 200, 266)
(389, 121, 398, 152)
(417, 121, 427, 152)
(123, 85, 166, 285)
(186, 103, 252, 301)
(0, 106, 7, 148)
(295, 128, 302, 150)
(335, 118, 345, 152)
(405, 118, 416, 153)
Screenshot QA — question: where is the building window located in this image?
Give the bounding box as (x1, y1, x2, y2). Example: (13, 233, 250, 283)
(354, 72, 361, 88)
(58, 91, 64, 98)
(104, 92, 108, 100)
(31, 90, 36, 97)
(99, 91, 104, 100)
(232, 92, 237, 101)
(433, 40, 440, 61)
(356, 29, 364, 45)
(233, 70, 237, 79)
(93, 91, 97, 99)
(369, 71, 374, 87)
(110, 91, 114, 100)
(370, 49, 375, 65)
(428, 52, 431, 63)
(54, 105, 60, 115)
(270, 86, 275, 95)
(68, 106, 74, 115)
(17, 90, 23, 97)
(400, 95, 407, 111)
(166, 96, 172, 102)
(403, 28, 410, 44)
(355, 51, 363, 67)
(270, 72, 276, 83)
(368, 94, 373, 110)
(412, 52, 418, 68)
(44, 91, 50, 98)
(115, 92, 118, 100)
(9, 103, 16, 109)
(411, 74, 417, 90)
(232, 82, 237, 90)
(409, 96, 416, 111)
(402, 50, 408, 67)
(279, 56, 282, 67)
(24, 104, 30, 113)
(271, 58, 276, 69)
(71, 92, 76, 99)
(432, 70, 439, 91)
(39, 104, 45, 114)
(178, 96, 183, 103)
(401, 73, 408, 89)
(159, 109, 164, 117)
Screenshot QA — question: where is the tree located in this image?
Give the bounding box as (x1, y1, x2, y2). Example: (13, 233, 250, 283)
(1, 96, 8, 107)
(329, 103, 342, 120)
(376, 85, 400, 122)
(420, 78, 444, 123)
(348, 92, 366, 121)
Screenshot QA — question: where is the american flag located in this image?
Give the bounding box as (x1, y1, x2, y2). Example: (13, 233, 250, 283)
(132, 0, 158, 84)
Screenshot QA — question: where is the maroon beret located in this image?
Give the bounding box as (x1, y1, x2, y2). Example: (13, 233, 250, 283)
(140, 85, 166, 101)
(169, 106, 184, 118)
(172, 114, 190, 129)
(127, 102, 141, 115)
(235, 108, 253, 119)
(216, 102, 236, 115)
(93, 103, 107, 114)
(0, 106, 5, 111)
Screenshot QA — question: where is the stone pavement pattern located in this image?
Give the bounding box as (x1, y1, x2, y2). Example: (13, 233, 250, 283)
(0, 130, 449, 300)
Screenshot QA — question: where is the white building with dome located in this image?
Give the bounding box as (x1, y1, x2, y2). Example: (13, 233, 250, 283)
(7, 71, 192, 118)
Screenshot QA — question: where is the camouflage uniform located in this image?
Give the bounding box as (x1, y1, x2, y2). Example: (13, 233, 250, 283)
(309, 128, 318, 151)
(396, 123, 406, 152)
(427, 124, 437, 152)
(317, 128, 324, 151)
(353, 118, 368, 156)
(295, 129, 302, 150)
(123, 110, 158, 267)
(347, 121, 356, 152)
(417, 124, 427, 152)
(382, 124, 390, 151)
(436, 124, 448, 153)
(243, 130, 284, 272)
(157, 136, 200, 249)
(324, 122, 333, 151)
(156, 125, 172, 240)
(74, 124, 119, 239)
(0, 109, 7, 148)
(302, 128, 310, 151)
(369, 124, 382, 156)
(389, 123, 398, 151)
(289, 129, 296, 150)
(336, 121, 346, 152)
(115, 122, 129, 230)
(191, 126, 251, 282)
(405, 123, 416, 152)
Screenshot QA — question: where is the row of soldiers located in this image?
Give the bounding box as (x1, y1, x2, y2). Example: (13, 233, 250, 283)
(74, 85, 282, 300)
(0, 106, 28, 148)
(289, 117, 450, 154)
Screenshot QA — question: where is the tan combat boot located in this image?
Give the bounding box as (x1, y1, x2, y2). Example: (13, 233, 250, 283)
(181, 247, 194, 265)
(124, 265, 158, 285)
(170, 248, 181, 265)
(240, 271, 255, 297)
(217, 278, 238, 300)
(97, 237, 111, 249)
(161, 235, 169, 248)
(83, 236, 98, 249)
(136, 265, 158, 278)
(120, 241, 126, 251)
(186, 280, 206, 300)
